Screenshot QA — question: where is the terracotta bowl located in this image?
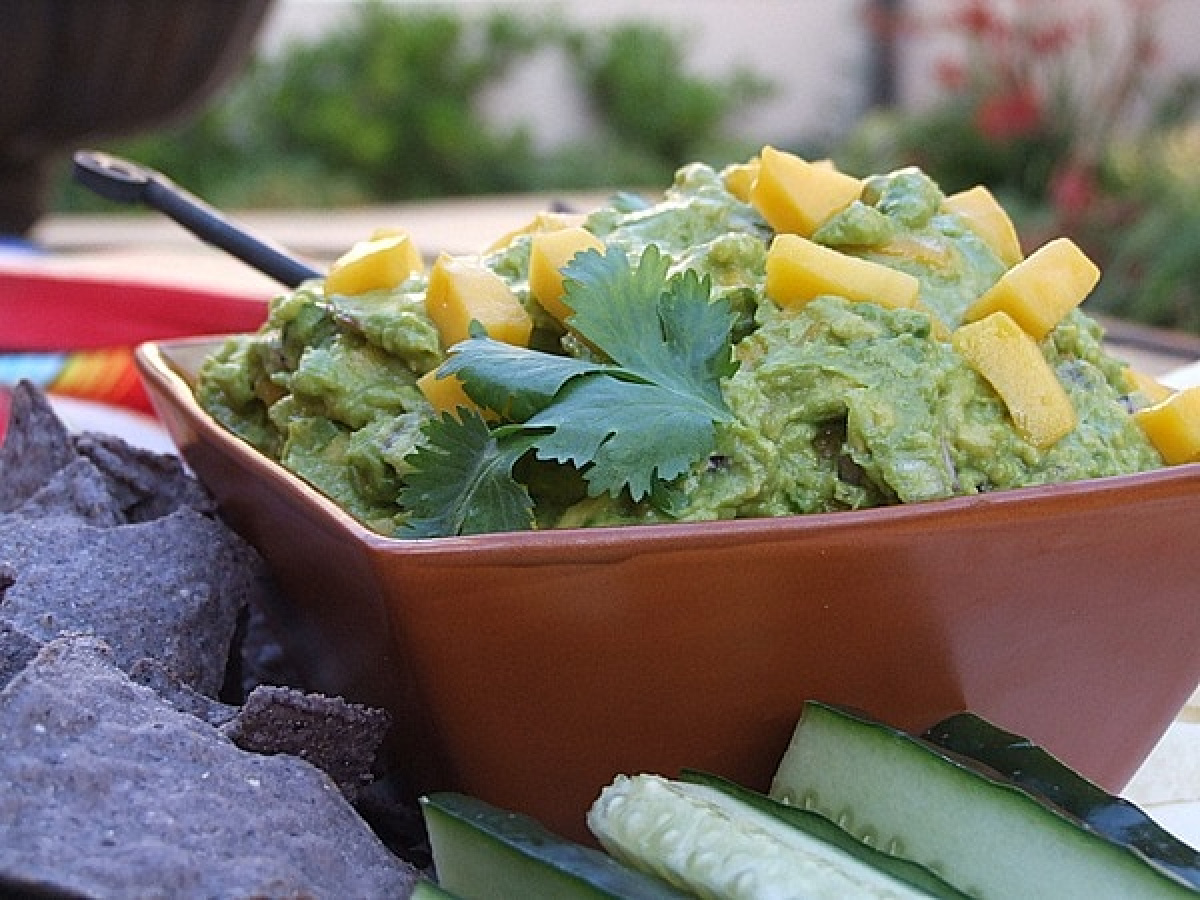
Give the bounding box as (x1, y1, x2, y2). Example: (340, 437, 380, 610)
(138, 336, 1200, 841)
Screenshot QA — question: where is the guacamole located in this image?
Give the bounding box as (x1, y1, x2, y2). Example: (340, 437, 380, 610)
(195, 159, 1162, 537)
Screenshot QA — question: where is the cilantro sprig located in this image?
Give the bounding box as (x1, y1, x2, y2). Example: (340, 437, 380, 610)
(400, 244, 737, 537)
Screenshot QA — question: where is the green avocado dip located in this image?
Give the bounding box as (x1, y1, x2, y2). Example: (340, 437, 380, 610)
(195, 156, 1162, 538)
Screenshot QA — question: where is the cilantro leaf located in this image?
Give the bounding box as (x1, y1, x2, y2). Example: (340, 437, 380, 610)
(527, 374, 723, 500)
(437, 336, 608, 422)
(562, 245, 737, 410)
(399, 410, 538, 537)
(402, 244, 739, 536)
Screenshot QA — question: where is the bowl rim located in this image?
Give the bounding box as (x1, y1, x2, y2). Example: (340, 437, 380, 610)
(136, 334, 1200, 564)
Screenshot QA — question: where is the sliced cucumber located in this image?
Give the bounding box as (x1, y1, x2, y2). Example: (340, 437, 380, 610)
(588, 771, 959, 898)
(769, 702, 1199, 899)
(412, 879, 463, 899)
(680, 770, 970, 899)
(924, 711, 1200, 889)
(419, 792, 690, 899)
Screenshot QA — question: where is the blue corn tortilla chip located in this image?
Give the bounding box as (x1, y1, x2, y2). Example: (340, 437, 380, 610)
(0, 507, 261, 697)
(222, 685, 391, 801)
(0, 382, 255, 696)
(128, 656, 239, 728)
(73, 430, 216, 521)
(0, 380, 214, 525)
(13, 457, 127, 526)
(0, 636, 419, 899)
(0, 381, 76, 513)
(0, 380, 427, 885)
(0, 618, 38, 692)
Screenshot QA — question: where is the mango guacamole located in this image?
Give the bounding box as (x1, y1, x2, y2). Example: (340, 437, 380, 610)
(195, 149, 1168, 537)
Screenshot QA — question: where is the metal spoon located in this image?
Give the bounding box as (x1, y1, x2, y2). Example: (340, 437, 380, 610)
(72, 150, 323, 288)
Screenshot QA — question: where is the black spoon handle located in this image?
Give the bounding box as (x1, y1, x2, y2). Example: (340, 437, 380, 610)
(72, 150, 324, 289)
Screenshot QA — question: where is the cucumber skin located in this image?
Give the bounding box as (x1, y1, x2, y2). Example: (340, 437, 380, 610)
(680, 770, 970, 899)
(924, 712, 1200, 890)
(420, 792, 690, 900)
(769, 702, 1199, 900)
(590, 772, 950, 899)
(412, 879, 463, 899)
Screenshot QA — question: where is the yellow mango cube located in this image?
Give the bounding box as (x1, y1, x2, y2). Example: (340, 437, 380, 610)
(750, 145, 863, 237)
(942, 185, 1024, 268)
(874, 234, 958, 274)
(952, 311, 1076, 448)
(1124, 368, 1175, 405)
(964, 237, 1100, 340)
(1134, 386, 1200, 464)
(765, 233, 920, 311)
(529, 226, 607, 324)
(324, 232, 424, 297)
(424, 253, 532, 349)
(369, 225, 414, 241)
(484, 210, 588, 254)
(722, 157, 760, 203)
(417, 369, 493, 420)
(915, 302, 953, 342)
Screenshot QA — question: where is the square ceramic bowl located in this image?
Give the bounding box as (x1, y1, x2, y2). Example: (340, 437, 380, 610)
(138, 336, 1200, 841)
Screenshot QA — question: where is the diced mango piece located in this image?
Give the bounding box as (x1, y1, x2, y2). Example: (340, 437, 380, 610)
(484, 210, 588, 254)
(943, 185, 1024, 268)
(964, 237, 1100, 340)
(369, 225, 413, 241)
(765, 233, 920, 311)
(722, 157, 760, 203)
(324, 232, 424, 297)
(528, 226, 607, 324)
(916, 302, 953, 342)
(424, 253, 532, 349)
(1134, 386, 1200, 464)
(952, 311, 1077, 448)
(874, 234, 958, 274)
(417, 369, 493, 420)
(1124, 368, 1175, 405)
(750, 145, 863, 237)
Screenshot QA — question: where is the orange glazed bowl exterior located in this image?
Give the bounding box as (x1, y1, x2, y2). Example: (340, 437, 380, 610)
(139, 336, 1200, 842)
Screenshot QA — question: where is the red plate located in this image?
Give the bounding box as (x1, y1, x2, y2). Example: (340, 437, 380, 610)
(0, 269, 268, 443)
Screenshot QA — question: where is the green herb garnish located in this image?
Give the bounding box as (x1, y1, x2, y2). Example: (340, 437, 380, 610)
(400, 244, 738, 537)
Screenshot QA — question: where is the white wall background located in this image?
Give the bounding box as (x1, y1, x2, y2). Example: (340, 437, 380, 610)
(256, 0, 871, 149)
(256, 0, 1199, 151)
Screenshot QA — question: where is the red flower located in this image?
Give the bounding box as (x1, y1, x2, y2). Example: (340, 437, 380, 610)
(1029, 21, 1076, 57)
(974, 87, 1042, 141)
(954, 0, 1003, 38)
(934, 57, 968, 91)
(1050, 163, 1097, 221)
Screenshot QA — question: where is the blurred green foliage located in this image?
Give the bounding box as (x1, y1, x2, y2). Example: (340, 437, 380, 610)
(837, 1, 1200, 336)
(1082, 117, 1200, 333)
(54, 0, 1200, 335)
(258, 4, 545, 199)
(56, 2, 769, 212)
(565, 23, 771, 172)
